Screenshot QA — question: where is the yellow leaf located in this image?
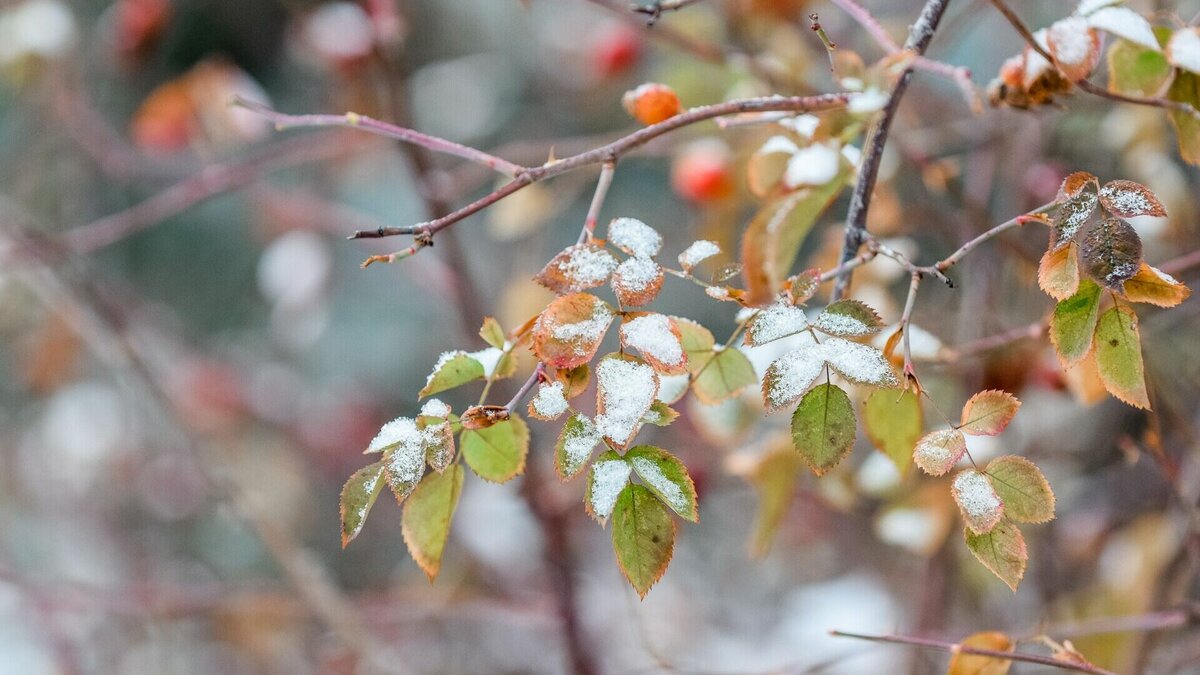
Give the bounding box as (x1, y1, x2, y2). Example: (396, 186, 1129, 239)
(947, 631, 1014, 675)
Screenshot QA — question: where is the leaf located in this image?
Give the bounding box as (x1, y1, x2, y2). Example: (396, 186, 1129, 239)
(611, 256, 664, 307)
(420, 352, 485, 398)
(1168, 70, 1200, 166)
(959, 390, 1021, 436)
(1047, 16, 1101, 81)
(1038, 242, 1080, 301)
(822, 337, 899, 387)
(952, 470, 1005, 535)
(534, 243, 618, 294)
(693, 346, 758, 405)
(620, 313, 688, 374)
(762, 347, 825, 413)
(607, 217, 662, 258)
(741, 174, 849, 304)
(748, 448, 803, 557)
(788, 268, 821, 305)
(401, 465, 464, 581)
(677, 240, 721, 270)
(420, 417, 456, 472)
(1057, 171, 1098, 201)
(1086, 6, 1160, 53)
(611, 483, 677, 599)
(461, 415, 530, 483)
(947, 631, 1014, 675)
(1122, 263, 1191, 307)
(965, 521, 1027, 591)
(913, 428, 967, 476)
(586, 451, 631, 523)
(479, 316, 506, 350)
(556, 364, 591, 399)
(555, 413, 601, 480)
(986, 456, 1055, 524)
(1167, 27, 1200, 74)
(528, 381, 569, 421)
(595, 355, 659, 447)
(1050, 192, 1097, 248)
(673, 317, 716, 374)
(745, 302, 809, 346)
(626, 446, 699, 522)
(863, 388, 922, 474)
(791, 384, 857, 476)
(340, 460, 386, 548)
(1107, 37, 1173, 97)
(1050, 277, 1102, 367)
(1094, 304, 1151, 409)
(641, 400, 679, 427)
(1099, 179, 1167, 218)
(814, 299, 884, 337)
(532, 293, 615, 370)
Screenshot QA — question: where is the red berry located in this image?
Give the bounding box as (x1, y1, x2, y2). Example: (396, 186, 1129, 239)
(622, 83, 682, 125)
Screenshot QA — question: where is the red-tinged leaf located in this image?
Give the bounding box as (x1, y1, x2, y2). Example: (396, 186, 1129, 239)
(1057, 171, 1099, 201)
(619, 313, 688, 374)
(401, 465, 464, 582)
(1038, 242, 1080, 301)
(1051, 277, 1102, 368)
(913, 428, 967, 476)
(947, 632, 1014, 675)
(791, 383, 856, 476)
(1121, 263, 1191, 307)
(959, 390, 1021, 436)
(556, 364, 590, 399)
(626, 446, 699, 522)
(965, 521, 1027, 591)
(1094, 304, 1151, 409)
(528, 382, 569, 421)
(534, 243, 618, 294)
(340, 460, 386, 548)
(1099, 179, 1167, 218)
(532, 293, 615, 369)
(985, 456, 1055, 524)
(611, 256, 664, 307)
(952, 470, 1005, 534)
(1047, 17, 1102, 81)
(458, 404, 510, 430)
(611, 483, 676, 599)
(595, 355, 659, 448)
(607, 217, 663, 258)
(788, 268, 821, 305)
(1051, 192, 1098, 249)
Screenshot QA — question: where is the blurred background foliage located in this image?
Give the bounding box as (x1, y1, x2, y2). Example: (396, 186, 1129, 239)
(1, 0, 1200, 673)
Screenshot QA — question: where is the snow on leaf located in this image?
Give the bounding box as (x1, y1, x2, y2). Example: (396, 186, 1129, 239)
(952, 470, 1005, 534)
(821, 337, 899, 387)
(1050, 277, 1102, 367)
(369, 416, 419, 453)
(626, 446, 698, 522)
(1047, 16, 1101, 81)
(595, 356, 659, 447)
(420, 399, 451, 419)
(847, 88, 888, 114)
(656, 373, 689, 405)
(555, 413, 600, 480)
(1122, 263, 1191, 307)
(467, 346, 512, 379)
(761, 346, 824, 413)
(586, 451, 631, 522)
(745, 302, 808, 346)
(382, 418, 426, 502)
(913, 428, 967, 476)
(528, 381, 569, 421)
(1051, 192, 1098, 249)
(814, 299, 884, 337)
(340, 460, 386, 548)
(419, 417, 456, 473)
(965, 521, 1027, 592)
(534, 243, 619, 294)
(1079, 217, 1143, 290)
(611, 483, 676, 599)
(1098, 179, 1167, 218)
(1038, 242, 1081, 301)
(986, 455, 1056, 524)
(620, 313, 687, 374)
(1086, 6, 1161, 52)
(1168, 27, 1200, 74)
(791, 383, 856, 476)
(607, 217, 663, 258)
(532, 293, 615, 369)
(461, 415, 529, 483)
(1076, 0, 1121, 16)
(401, 465, 464, 581)
(959, 390, 1021, 436)
(419, 351, 484, 398)
(1094, 305, 1151, 409)
(611, 256, 664, 307)
(677, 240, 720, 270)
(783, 141, 842, 188)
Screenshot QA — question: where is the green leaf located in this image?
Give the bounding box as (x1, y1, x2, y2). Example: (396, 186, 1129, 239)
(1094, 305, 1151, 409)
(419, 352, 485, 398)
(986, 456, 1056, 524)
(340, 460, 386, 548)
(748, 448, 803, 557)
(585, 450, 630, 523)
(557, 364, 590, 399)
(862, 388, 922, 474)
(555, 414, 600, 481)
(1168, 70, 1200, 166)
(1107, 37, 1173, 98)
(626, 446, 698, 522)
(401, 465, 464, 582)
(673, 317, 716, 375)
(958, 390, 1021, 437)
(462, 415, 529, 483)
(791, 383, 857, 476)
(693, 347, 757, 405)
(479, 317, 506, 349)
(965, 521, 1027, 592)
(641, 400, 679, 427)
(814, 299, 884, 337)
(611, 484, 677, 599)
(1050, 277, 1102, 367)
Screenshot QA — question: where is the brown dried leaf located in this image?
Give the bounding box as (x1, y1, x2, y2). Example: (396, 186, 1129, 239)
(1057, 171, 1098, 201)
(532, 293, 615, 369)
(611, 257, 664, 307)
(533, 243, 618, 294)
(1099, 179, 1167, 218)
(1079, 217, 1143, 290)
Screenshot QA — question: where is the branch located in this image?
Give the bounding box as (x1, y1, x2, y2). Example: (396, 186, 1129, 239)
(829, 0, 900, 54)
(830, 630, 1119, 675)
(831, 0, 953, 301)
(631, 0, 707, 25)
(579, 160, 617, 244)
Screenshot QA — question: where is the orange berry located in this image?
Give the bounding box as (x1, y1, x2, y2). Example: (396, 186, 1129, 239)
(671, 140, 734, 203)
(622, 83, 682, 125)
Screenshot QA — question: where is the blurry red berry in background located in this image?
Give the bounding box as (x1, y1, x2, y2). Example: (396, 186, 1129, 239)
(114, 0, 169, 61)
(592, 23, 642, 78)
(672, 140, 735, 203)
(622, 82, 681, 125)
(130, 79, 196, 153)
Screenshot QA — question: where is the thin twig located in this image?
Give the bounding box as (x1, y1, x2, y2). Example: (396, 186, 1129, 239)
(829, 0, 900, 53)
(631, 0, 707, 25)
(580, 161, 617, 244)
(830, 630, 1119, 675)
(932, 203, 1056, 273)
(899, 272, 922, 383)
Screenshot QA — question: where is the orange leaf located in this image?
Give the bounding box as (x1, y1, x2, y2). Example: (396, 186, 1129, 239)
(1037, 243, 1080, 301)
(1121, 263, 1191, 307)
(959, 390, 1021, 436)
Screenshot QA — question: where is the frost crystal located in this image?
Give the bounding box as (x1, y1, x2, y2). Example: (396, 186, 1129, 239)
(608, 218, 663, 258)
(1087, 6, 1160, 52)
(952, 470, 1003, 522)
(1169, 28, 1200, 74)
(595, 358, 658, 445)
(612, 256, 661, 294)
(678, 240, 720, 269)
(748, 302, 808, 345)
(551, 302, 614, 353)
(531, 381, 568, 419)
(556, 244, 619, 287)
(589, 458, 631, 519)
(1099, 183, 1155, 216)
(420, 399, 451, 418)
(621, 314, 684, 367)
(784, 142, 841, 188)
(630, 456, 687, 513)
